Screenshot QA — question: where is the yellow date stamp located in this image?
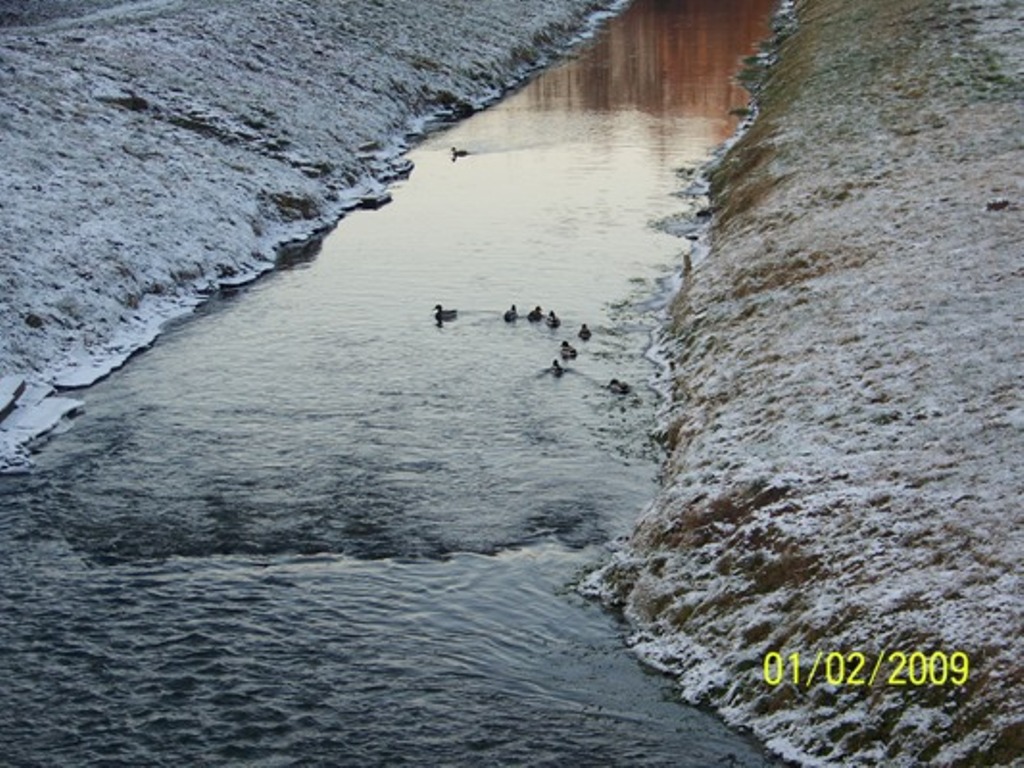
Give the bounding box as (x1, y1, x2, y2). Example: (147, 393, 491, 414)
(762, 650, 970, 688)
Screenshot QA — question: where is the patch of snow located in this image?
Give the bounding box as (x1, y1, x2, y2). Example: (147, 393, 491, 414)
(0, 375, 26, 416)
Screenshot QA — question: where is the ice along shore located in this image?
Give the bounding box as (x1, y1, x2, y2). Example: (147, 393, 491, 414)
(0, 0, 624, 471)
(585, 0, 1023, 765)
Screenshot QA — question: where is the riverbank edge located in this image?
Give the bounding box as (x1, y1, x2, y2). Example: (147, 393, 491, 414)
(0, 0, 627, 472)
(587, 0, 1023, 765)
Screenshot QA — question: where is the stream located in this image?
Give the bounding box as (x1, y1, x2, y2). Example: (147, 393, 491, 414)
(0, 1, 781, 765)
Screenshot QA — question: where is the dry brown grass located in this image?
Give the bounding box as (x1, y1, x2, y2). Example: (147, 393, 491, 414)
(641, 481, 792, 550)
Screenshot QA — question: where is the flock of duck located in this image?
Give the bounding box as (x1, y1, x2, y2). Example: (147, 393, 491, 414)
(432, 303, 632, 395)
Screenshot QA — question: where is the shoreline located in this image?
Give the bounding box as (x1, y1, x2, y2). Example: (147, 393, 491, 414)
(0, 0, 625, 472)
(590, 0, 1023, 764)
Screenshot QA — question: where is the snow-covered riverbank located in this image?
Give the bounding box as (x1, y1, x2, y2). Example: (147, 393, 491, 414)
(0, 0, 622, 471)
(586, 0, 1023, 764)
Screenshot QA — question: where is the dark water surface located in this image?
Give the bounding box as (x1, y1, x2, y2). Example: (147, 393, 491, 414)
(0, 1, 780, 765)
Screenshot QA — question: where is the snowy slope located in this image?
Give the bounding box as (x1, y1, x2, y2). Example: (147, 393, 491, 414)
(0, 0, 620, 471)
(584, 0, 1023, 764)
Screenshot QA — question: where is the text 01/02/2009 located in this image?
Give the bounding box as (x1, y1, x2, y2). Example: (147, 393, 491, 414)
(761, 650, 970, 688)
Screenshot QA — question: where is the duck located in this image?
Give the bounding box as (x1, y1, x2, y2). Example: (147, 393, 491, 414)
(578, 323, 592, 341)
(434, 304, 458, 323)
(550, 360, 565, 377)
(545, 310, 561, 329)
(527, 306, 544, 322)
(451, 147, 469, 160)
(560, 341, 578, 360)
(608, 378, 631, 395)
(503, 304, 518, 322)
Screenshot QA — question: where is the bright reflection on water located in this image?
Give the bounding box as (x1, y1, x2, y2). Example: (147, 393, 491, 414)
(0, 0, 780, 764)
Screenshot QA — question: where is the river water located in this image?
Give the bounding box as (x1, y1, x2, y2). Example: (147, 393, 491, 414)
(0, 1, 780, 765)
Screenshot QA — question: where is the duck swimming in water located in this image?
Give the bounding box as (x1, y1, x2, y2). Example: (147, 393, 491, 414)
(434, 304, 458, 323)
(607, 378, 631, 395)
(451, 147, 469, 160)
(504, 304, 518, 322)
(546, 310, 561, 329)
(550, 360, 565, 377)
(560, 341, 578, 360)
(578, 323, 592, 341)
(527, 306, 544, 322)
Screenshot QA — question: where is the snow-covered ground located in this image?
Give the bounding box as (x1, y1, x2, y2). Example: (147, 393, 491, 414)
(0, 0, 621, 471)
(584, 0, 1023, 765)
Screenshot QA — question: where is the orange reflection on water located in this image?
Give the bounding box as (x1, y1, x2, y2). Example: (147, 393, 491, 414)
(523, 0, 776, 141)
